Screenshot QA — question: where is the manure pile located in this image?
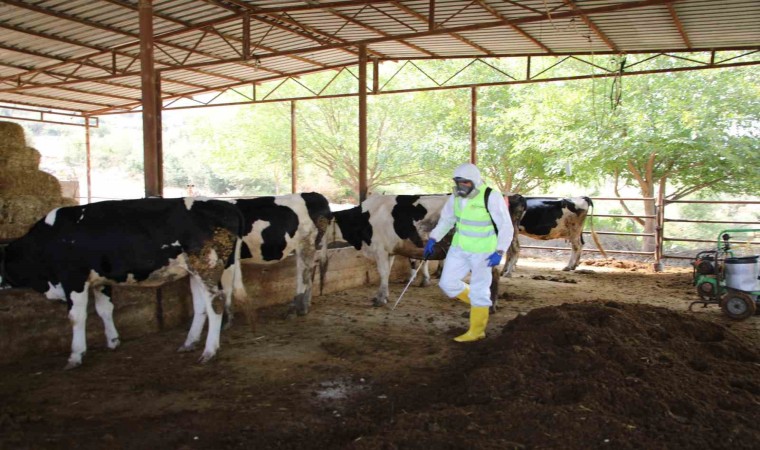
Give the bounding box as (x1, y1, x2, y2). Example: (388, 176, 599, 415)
(349, 302, 760, 450)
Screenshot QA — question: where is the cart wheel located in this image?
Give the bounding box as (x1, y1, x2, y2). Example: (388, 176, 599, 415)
(720, 291, 756, 321)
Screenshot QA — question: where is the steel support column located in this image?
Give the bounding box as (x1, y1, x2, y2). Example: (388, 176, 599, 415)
(358, 45, 368, 202)
(470, 86, 477, 164)
(291, 100, 298, 193)
(85, 117, 92, 204)
(139, 0, 162, 197)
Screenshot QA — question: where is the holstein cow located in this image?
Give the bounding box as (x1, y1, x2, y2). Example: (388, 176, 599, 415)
(501, 196, 594, 276)
(0, 198, 244, 369)
(329, 194, 502, 308)
(329, 195, 450, 307)
(224, 193, 332, 318)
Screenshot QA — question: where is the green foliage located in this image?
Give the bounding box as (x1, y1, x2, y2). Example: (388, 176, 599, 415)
(576, 65, 759, 199)
(173, 104, 293, 195)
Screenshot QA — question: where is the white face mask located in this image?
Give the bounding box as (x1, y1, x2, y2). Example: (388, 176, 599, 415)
(453, 178, 474, 197)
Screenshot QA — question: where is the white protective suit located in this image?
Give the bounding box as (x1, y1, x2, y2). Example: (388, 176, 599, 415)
(429, 163, 514, 307)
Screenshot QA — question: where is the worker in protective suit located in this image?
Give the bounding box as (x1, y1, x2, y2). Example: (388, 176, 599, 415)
(424, 163, 513, 342)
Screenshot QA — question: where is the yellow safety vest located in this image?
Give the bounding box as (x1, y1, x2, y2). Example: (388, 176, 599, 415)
(453, 187, 497, 253)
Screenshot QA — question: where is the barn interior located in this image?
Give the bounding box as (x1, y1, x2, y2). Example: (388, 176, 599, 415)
(0, 1, 759, 449)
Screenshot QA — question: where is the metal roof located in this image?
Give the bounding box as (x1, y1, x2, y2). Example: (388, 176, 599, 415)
(1, 0, 759, 116)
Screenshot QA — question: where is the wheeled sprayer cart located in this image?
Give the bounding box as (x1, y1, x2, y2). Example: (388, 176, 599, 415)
(690, 228, 760, 320)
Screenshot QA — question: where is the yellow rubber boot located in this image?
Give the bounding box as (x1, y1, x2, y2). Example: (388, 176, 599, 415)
(455, 284, 471, 305)
(454, 306, 489, 342)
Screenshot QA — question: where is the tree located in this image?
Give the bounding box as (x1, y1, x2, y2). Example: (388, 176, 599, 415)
(296, 80, 470, 201)
(476, 82, 587, 194)
(180, 103, 293, 195)
(574, 62, 760, 250)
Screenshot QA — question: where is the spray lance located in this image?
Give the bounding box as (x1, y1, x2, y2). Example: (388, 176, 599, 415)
(391, 258, 428, 311)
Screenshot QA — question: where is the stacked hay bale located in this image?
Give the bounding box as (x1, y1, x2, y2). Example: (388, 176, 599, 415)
(0, 121, 78, 240)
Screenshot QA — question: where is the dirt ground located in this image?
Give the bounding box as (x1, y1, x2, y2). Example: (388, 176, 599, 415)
(1, 256, 759, 450)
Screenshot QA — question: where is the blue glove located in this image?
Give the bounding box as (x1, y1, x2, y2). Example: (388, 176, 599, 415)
(423, 238, 436, 259)
(487, 251, 503, 267)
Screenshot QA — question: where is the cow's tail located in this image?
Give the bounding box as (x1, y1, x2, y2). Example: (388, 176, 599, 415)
(584, 197, 608, 258)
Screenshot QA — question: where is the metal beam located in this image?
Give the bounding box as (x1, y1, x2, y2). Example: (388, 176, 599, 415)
(148, 55, 760, 113)
(169, 0, 681, 73)
(474, 0, 552, 53)
(562, 0, 619, 52)
(668, 4, 692, 49)
(3, 0, 250, 86)
(395, 1, 490, 55)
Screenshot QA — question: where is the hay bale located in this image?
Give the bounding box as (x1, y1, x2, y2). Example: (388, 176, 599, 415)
(0, 121, 78, 240)
(0, 170, 62, 195)
(0, 121, 26, 147)
(0, 146, 42, 171)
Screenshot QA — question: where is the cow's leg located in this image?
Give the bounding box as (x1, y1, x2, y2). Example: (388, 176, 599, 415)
(501, 237, 521, 277)
(179, 279, 207, 353)
(292, 241, 316, 316)
(183, 273, 226, 363)
(219, 266, 234, 328)
(201, 280, 226, 364)
(408, 259, 432, 287)
(222, 240, 254, 328)
(65, 283, 90, 370)
(179, 229, 235, 356)
(184, 231, 235, 362)
(373, 253, 393, 307)
(93, 285, 120, 350)
(564, 235, 583, 271)
(419, 260, 431, 287)
(489, 267, 499, 312)
(220, 246, 247, 329)
(407, 259, 419, 284)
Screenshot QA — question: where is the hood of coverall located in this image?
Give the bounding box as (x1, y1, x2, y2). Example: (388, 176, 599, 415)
(452, 163, 483, 198)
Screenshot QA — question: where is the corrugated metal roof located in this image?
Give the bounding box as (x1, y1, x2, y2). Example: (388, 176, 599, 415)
(0, 0, 758, 115)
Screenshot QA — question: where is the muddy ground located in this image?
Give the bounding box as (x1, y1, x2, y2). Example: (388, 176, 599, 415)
(1, 257, 759, 450)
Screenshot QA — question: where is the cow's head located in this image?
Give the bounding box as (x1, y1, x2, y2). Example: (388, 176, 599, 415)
(327, 206, 372, 250)
(1, 235, 51, 292)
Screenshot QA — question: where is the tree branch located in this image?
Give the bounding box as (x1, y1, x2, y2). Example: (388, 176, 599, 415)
(667, 178, 725, 201)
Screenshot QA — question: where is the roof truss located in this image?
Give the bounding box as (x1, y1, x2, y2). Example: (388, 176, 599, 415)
(0, 0, 757, 118)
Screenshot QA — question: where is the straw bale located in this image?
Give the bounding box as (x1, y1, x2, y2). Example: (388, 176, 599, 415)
(0, 121, 26, 147)
(0, 146, 42, 171)
(0, 121, 78, 240)
(0, 196, 78, 240)
(0, 170, 61, 196)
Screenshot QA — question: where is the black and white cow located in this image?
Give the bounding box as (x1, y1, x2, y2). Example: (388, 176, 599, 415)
(329, 195, 450, 306)
(0, 198, 244, 369)
(501, 196, 594, 276)
(224, 193, 332, 318)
